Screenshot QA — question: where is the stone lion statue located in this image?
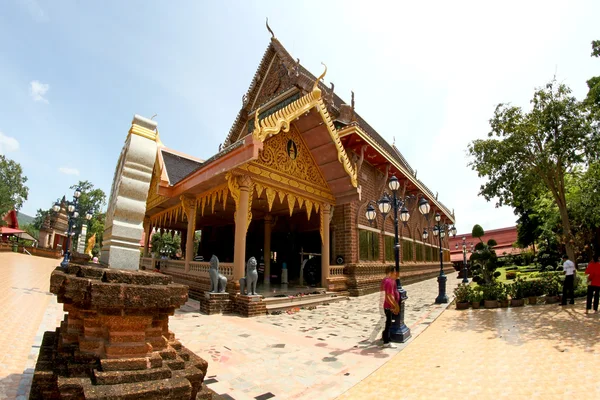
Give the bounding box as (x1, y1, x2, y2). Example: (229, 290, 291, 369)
(209, 255, 227, 293)
(239, 256, 259, 296)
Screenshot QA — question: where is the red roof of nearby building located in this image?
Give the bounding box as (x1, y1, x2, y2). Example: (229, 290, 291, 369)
(449, 226, 524, 262)
(2, 210, 19, 229)
(0, 227, 25, 234)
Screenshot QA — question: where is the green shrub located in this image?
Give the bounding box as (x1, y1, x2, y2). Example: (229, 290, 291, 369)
(540, 272, 562, 296)
(469, 288, 482, 303)
(522, 279, 544, 297)
(454, 284, 472, 303)
(480, 283, 505, 301)
(508, 278, 526, 299)
(505, 266, 519, 271)
(506, 270, 518, 280)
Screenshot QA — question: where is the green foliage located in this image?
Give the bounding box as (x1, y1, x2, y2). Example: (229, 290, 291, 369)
(70, 181, 106, 248)
(540, 272, 562, 296)
(453, 284, 472, 303)
(21, 223, 39, 240)
(479, 283, 505, 301)
(0, 155, 29, 217)
(32, 208, 50, 230)
(508, 277, 526, 299)
(151, 232, 181, 258)
(521, 279, 544, 297)
(468, 79, 599, 261)
(506, 270, 518, 280)
(469, 288, 482, 303)
(487, 239, 497, 247)
(472, 224, 484, 238)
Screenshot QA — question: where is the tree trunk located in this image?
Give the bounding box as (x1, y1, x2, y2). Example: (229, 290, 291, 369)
(557, 202, 575, 261)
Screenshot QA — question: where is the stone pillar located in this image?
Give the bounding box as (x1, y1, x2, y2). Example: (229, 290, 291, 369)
(101, 115, 158, 270)
(263, 214, 272, 284)
(76, 224, 88, 254)
(233, 176, 252, 281)
(181, 195, 197, 273)
(142, 217, 151, 257)
(321, 204, 331, 289)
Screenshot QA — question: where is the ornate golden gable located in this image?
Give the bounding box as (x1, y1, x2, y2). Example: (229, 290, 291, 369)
(146, 159, 168, 210)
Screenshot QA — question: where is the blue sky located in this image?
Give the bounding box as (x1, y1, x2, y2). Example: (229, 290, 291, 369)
(1, 0, 598, 234)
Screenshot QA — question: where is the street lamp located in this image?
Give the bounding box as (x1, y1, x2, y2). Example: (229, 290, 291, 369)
(365, 175, 426, 343)
(421, 207, 457, 304)
(455, 236, 469, 284)
(59, 187, 90, 270)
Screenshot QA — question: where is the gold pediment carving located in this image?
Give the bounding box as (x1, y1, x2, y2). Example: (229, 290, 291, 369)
(146, 160, 168, 210)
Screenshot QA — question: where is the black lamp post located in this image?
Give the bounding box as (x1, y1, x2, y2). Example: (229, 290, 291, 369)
(366, 175, 427, 343)
(56, 187, 93, 270)
(421, 209, 457, 304)
(455, 237, 469, 284)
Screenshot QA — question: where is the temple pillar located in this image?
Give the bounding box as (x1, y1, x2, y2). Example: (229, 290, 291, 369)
(321, 203, 331, 289)
(263, 214, 272, 284)
(181, 195, 197, 273)
(142, 217, 151, 257)
(233, 175, 252, 281)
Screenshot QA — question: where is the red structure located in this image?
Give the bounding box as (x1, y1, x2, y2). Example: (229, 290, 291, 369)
(449, 226, 522, 266)
(1, 210, 24, 241)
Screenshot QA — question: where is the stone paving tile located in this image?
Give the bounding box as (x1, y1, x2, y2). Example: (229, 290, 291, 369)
(0, 253, 63, 399)
(172, 272, 460, 399)
(337, 301, 600, 400)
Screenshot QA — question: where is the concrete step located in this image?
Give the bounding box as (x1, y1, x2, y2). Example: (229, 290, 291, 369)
(263, 292, 330, 305)
(266, 293, 348, 313)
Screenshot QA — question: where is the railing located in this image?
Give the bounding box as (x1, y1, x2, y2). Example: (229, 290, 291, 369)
(188, 261, 234, 279)
(140, 257, 153, 269)
(329, 265, 346, 277)
(163, 260, 186, 270)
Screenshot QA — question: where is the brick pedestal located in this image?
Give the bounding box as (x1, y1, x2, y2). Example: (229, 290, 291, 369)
(234, 295, 267, 317)
(30, 264, 214, 400)
(199, 292, 233, 315)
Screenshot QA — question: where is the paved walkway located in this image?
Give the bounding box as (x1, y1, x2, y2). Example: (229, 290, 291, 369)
(338, 300, 600, 400)
(0, 252, 463, 399)
(0, 253, 64, 400)
(171, 272, 460, 399)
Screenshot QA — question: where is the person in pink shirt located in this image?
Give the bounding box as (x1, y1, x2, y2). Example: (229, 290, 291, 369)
(585, 254, 600, 314)
(380, 266, 400, 348)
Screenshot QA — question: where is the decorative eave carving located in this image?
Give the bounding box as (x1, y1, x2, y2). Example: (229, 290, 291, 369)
(251, 66, 358, 189)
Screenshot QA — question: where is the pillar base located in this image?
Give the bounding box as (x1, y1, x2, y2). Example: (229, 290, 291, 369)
(435, 274, 449, 304)
(390, 287, 412, 343)
(200, 292, 233, 315)
(30, 264, 212, 400)
(234, 295, 267, 317)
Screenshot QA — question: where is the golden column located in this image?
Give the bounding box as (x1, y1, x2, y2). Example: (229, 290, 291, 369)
(321, 203, 331, 289)
(142, 217, 151, 257)
(263, 214, 272, 284)
(233, 175, 253, 281)
(181, 195, 197, 273)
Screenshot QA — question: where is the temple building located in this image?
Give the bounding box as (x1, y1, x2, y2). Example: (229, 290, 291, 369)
(138, 33, 455, 297)
(38, 196, 71, 251)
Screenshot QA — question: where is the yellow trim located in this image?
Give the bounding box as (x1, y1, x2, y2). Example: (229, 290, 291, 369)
(129, 124, 157, 141)
(251, 84, 358, 189)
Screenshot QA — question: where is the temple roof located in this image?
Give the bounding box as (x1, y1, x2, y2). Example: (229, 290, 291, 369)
(161, 149, 204, 186)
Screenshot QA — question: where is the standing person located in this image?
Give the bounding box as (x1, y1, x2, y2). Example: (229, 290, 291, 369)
(380, 266, 400, 348)
(561, 254, 576, 305)
(585, 254, 600, 314)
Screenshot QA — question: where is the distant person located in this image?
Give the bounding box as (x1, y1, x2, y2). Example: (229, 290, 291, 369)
(585, 254, 600, 314)
(561, 254, 576, 305)
(380, 266, 399, 348)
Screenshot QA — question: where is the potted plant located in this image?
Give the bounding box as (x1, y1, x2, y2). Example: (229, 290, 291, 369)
(481, 283, 501, 308)
(454, 284, 471, 310)
(498, 285, 509, 308)
(509, 278, 525, 307)
(469, 288, 482, 309)
(541, 272, 562, 304)
(9, 236, 18, 252)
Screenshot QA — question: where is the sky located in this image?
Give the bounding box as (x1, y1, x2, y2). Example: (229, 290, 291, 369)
(1, 0, 598, 234)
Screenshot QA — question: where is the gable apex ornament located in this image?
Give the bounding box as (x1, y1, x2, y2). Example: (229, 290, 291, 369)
(266, 17, 275, 38)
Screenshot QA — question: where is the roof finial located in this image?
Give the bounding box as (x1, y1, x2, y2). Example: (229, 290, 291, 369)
(266, 17, 275, 38)
(393, 136, 396, 146)
(312, 62, 327, 98)
(330, 82, 335, 93)
(351, 91, 355, 111)
(151, 114, 157, 120)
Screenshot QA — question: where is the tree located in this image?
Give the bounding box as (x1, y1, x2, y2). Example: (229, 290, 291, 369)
(468, 79, 598, 261)
(0, 155, 29, 217)
(469, 224, 501, 285)
(21, 223, 39, 240)
(151, 231, 181, 258)
(69, 181, 106, 250)
(32, 208, 51, 230)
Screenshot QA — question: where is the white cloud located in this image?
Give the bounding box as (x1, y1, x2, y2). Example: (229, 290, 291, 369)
(29, 80, 50, 103)
(0, 131, 20, 154)
(59, 167, 80, 176)
(18, 0, 48, 22)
